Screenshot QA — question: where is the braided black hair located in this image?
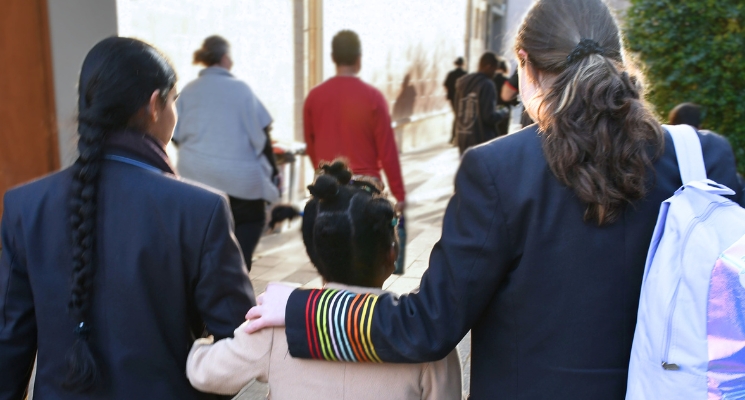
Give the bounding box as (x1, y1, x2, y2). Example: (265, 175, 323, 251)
(302, 160, 397, 287)
(65, 37, 176, 392)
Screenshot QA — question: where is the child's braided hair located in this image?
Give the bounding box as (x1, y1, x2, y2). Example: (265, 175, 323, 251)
(302, 160, 397, 286)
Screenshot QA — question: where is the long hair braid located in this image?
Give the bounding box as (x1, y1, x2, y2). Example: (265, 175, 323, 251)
(65, 118, 107, 390)
(63, 36, 176, 392)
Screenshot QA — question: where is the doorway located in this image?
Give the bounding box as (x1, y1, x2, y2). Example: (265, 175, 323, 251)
(0, 0, 59, 218)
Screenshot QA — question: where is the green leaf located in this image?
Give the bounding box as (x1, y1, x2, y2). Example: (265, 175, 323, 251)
(625, 0, 745, 173)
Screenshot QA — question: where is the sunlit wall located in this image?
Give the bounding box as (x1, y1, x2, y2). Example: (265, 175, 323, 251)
(117, 0, 296, 142)
(324, 0, 467, 119)
(117, 0, 474, 150)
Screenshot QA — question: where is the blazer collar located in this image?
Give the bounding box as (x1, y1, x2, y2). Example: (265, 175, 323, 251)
(104, 130, 176, 175)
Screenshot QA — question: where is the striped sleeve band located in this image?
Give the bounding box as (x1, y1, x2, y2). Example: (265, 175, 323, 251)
(288, 288, 382, 362)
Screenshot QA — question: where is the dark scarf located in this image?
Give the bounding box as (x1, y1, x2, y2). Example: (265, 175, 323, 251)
(104, 130, 176, 175)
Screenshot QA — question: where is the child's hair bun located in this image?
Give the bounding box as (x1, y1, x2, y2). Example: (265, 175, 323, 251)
(308, 174, 339, 201)
(320, 160, 352, 185)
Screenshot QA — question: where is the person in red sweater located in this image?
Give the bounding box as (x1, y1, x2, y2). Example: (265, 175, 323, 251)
(303, 30, 406, 212)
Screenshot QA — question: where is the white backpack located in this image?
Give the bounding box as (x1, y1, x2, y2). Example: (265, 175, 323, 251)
(626, 125, 745, 399)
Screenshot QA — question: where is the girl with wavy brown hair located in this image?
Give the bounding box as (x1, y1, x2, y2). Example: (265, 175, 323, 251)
(244, 0, 742, 398)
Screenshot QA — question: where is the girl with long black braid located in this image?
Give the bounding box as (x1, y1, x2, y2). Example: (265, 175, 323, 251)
(65, 36, 179, 390)
(0, 37, 254, 399)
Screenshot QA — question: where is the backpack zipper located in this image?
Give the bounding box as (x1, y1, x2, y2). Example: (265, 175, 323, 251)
(660, 202, 723, 371)
(661, 285, 682, 371)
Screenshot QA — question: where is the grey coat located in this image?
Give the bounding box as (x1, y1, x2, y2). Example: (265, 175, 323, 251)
(174, 67, 279, 202)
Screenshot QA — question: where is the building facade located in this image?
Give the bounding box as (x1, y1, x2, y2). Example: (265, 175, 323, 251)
(0, 0, 631, 220)
(1, 0, 476, 217)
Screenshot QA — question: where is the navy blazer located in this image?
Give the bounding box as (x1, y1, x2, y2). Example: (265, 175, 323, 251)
(285, 125, 742, 399)
(0, 155, 255, 399)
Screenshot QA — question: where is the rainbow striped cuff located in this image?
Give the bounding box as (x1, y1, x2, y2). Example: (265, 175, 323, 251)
(288, 289, 382, 362)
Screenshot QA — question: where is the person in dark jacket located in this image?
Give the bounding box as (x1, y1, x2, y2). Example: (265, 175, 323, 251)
(243, 1, 743, 399)
(501, 70, 535, 128)
(453, 52, 509, 154)
(668, 102, 702, 128)
(668, 102, 745, 208)
(444, 57, 467, 112)
(0, 37, 255, 399)
(492, 56, 513, 137)
(444, 57, 467, 143)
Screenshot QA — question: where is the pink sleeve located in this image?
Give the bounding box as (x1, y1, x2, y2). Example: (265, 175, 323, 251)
(186, 322, 273, 395)
(373, 92, 406, 202)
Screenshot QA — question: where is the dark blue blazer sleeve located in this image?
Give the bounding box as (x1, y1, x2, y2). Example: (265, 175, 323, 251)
(195, 197, 256, 340)
(0, 194, 36, 399)
(286, 146, 516, 362)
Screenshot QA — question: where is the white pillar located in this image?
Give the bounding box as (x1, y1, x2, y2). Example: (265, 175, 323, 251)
(46, 0, 118, 168)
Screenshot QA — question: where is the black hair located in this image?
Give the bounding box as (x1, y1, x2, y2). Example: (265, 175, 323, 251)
(193, 35, 230, 66)
(479, 52, 499, 68)
(455, 57, 464, 66)
(302, 160, 397, 287)
(66, 36, 176, 392)
(669, 102, 702, 129)
(331, 30, 361, 66)
(496, 56, 508, 73)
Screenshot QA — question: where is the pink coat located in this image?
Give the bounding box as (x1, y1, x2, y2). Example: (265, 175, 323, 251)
(187, 284, 462, 399)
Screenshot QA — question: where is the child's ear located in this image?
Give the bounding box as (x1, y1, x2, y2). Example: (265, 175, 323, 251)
(382, 245, 397, 279)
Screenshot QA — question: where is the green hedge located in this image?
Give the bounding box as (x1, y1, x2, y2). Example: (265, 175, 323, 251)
(624, 0, 745, 173)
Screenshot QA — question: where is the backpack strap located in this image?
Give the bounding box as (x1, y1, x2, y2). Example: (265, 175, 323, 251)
(663, 124, 707, 184)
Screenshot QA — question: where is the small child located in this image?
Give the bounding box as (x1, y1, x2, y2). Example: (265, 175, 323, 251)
(186, 161, 462, 400)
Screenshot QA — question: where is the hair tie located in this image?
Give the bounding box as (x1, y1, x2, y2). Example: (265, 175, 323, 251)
(566, 38, 604, 65)
(75, 321, 92, 339)
(350, 180, 381, 195)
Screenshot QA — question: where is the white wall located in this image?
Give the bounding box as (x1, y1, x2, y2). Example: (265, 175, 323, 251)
(503, 0, 533, 63)
(323, 0, 467, 114)
(46, 0, 119, 167)
(117, 0, 296, 142)
(116, 0, 470, 152)
(502, 0, 630, 66)
(320, 0, 469, 150)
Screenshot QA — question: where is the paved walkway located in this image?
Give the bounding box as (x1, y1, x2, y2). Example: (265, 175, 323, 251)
(238, 143, 471, 399)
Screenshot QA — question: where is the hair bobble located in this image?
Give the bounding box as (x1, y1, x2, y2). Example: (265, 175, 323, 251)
(75, 321, 92, 340)
(566, 38, 605, 65)
(351, 180, 381, 195)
